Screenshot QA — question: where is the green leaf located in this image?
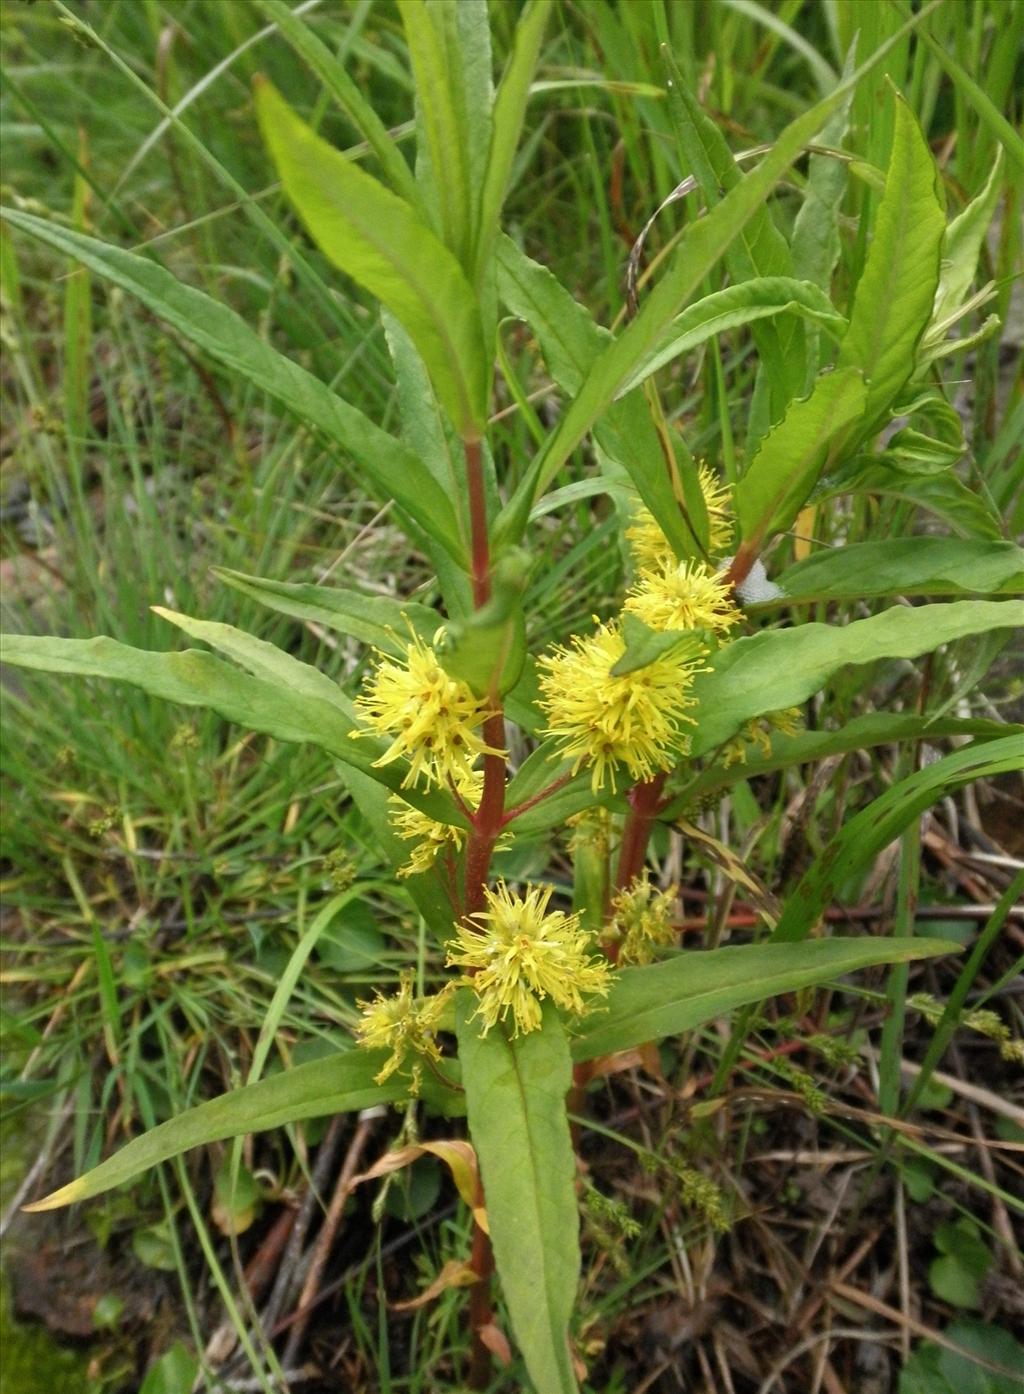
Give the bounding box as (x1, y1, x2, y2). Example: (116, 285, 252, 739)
(254, 78, 488, 436)
(661, 46, 804, 413)
(139, 1343, 199, 1394)
(768, 540, 1024, 604)
(213, 568, 440, 655)
(790, 46, 857, 298)
(25, 1049, 400, 1211)
(0, 631, 461, 825)
(664, 714, 1019, 810)
(837, 97, 946, 434)
(611, 613, 708, 676)
(735, 366, 867, 549)
(0, 207, 465, 564)
(436, 548, 529, 697)
(619, 277, 846, 396)
(900, 1319, 1024, 1394)
(496, 13, 937, 538)
(496, 236, 704, 561)
(933, 149, 1005, 325)
(457, 996, 579, 1394)
(398, 0, 475, 269)
(573, 936, 953, 1061)
(689, 601, 1024, 756)
(475, 0, 552, 279)
(829, 464, 1004, 540)
(929, 1219, 992, 1309)
(252, 0, 420, 207)
(773, 735, 1024, 942)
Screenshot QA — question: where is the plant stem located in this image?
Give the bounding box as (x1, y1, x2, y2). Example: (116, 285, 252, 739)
(461, 433, 503, 1387)
(467, 1207, 496, 1389)
(613, 773, 667, 894)
(500, 770, 573, 827)
(465, 435, 491, 608)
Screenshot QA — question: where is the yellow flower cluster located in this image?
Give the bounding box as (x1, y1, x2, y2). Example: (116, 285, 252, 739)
(389, 769, 481, 878)
(604, 874, 679, 966)
(624, 558, 741, 636)
(721, 706, 803, 768)
(625, 463, 733, 571)
(537, 620, 704, 793)
(447, 881, 611, 1036)
(354, 631, 504, 790)
(355, 971, 450, 1089)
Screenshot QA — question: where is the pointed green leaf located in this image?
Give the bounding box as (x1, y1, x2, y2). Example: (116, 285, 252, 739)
(253, 0, 420, 206)
(255, 79, 487, 435)
(773, 736, 1024, 941)
(24, 1049, 398, 1211)
(837, 97, 946, 433)
(769, 540, 1024, 604)
(475, 0, 552, 278)
(573, 937, 955, 1061)
(735, 366, 867, 548)
(619, 277, 846, 396)
(213, 569, 440, 656)
(690, 601, 1024, 755)
(457, 997, 579, 1394)
(933, 149, 1005, 325)
(0, 207, 465, 564)
(0, 631, 461, 825)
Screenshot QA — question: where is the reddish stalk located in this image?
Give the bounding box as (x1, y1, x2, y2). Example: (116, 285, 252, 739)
(467, 1193, 496, 1390)
(461, 433, 502, 1386)
(613, 773, 667, 894)
(500, 770, 573, 828)
(465, 436, 491, 608)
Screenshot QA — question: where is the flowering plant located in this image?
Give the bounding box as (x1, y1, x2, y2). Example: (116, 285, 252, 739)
(3, 5, 1021, 1391)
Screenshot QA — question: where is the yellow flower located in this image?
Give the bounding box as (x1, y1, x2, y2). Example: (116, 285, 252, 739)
(354, 631, 504, 790)
(626, 464, 734, 569)
(356, 971, 449, 1087)
(537, 620, 703, 792)
(605, 874, 679, 966)
(447, 880, 611, 1037)
(389, 769, 481, 878)
(624, 558, 741, 635)
(721, 705, 803, 767)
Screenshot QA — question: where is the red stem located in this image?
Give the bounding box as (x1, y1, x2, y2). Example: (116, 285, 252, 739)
(461, 434, 503, 1387)
(500, 770, 573, 828)
(612, 773, 667, 894)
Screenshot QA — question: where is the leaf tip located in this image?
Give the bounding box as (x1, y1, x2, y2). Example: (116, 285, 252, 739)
(23, 1179, 85, 1213)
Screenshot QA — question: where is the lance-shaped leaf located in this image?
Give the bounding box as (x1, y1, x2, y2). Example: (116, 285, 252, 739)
(619, 277, 847, 397)
(255, 79, 488, 436)
(0, 631, 462, 826)
(690, 600, 1024, 756)
(457, 996, 580, 1394)
(25, 1049, 400, 1211)
(572, 936, 954, 1061)
(213, 568, 440, 656)
(0, 208, 465, 565)
(494, 7, 934, 543)
(837, 96, 946, 436)
(474, 0, 552, 279)
(765, 539, 1024, 605)
(772, 735, 1024, 942)
(735, 366, 867, 549)
(663, 713, 1019, 809)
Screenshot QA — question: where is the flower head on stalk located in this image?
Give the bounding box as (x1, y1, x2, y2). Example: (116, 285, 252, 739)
(355, 971, 450, 1090)
(624, 558, 741, 636)
(388, 768, 481, 878)
(447, 880, 611, 1037)
(537, 620, 704, 793)
(604, 874, 679, 966)
(626, 464, 734, 571)
(354, 631, 504, 790)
